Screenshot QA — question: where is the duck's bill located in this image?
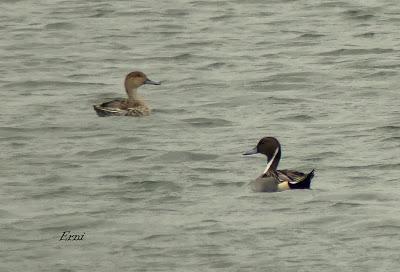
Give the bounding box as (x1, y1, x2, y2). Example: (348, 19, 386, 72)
(243, 147, 258, 155)
(144, 79, 161, 85)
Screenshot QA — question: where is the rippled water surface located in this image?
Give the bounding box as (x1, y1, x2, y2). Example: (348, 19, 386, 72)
(1, 0, 400, 271)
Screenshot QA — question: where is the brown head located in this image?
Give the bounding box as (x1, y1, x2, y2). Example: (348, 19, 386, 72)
(243, 136, 282, 171)
(124, 71, 160, 91)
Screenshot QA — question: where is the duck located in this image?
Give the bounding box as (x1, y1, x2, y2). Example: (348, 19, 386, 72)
(243, 136, 315, 192)
(93, 71, 160, 117)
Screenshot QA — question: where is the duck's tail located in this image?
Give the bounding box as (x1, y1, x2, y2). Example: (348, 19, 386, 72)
(288, 169, 315, 189)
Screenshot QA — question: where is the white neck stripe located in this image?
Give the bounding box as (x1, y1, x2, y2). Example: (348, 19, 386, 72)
(263, 147, 279, 174)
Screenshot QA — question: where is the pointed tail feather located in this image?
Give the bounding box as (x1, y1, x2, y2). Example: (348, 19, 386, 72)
(288, 169, 315, 189)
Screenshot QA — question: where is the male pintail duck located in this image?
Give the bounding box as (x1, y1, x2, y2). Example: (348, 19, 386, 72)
(93, 71, 160, 117)
(243, 136, 315, 192)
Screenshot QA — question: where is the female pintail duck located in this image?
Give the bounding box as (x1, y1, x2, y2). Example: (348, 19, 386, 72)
(93, 71, 160, 117)
(243, 136, 315, 192)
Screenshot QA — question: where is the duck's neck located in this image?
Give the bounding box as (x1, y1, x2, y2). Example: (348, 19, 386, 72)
(263, 148, 281, 174)
(126, 87, 140, 106)
(269, 151, 281, 171)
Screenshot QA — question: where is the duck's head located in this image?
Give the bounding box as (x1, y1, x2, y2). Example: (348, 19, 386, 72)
(243, 137, 282, 169)
(124, 71, 161, 90)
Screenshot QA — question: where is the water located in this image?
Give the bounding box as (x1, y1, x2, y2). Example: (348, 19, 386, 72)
(1, 0, 400, 271)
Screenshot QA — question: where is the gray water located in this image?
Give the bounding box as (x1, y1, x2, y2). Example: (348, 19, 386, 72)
(1, 0, 400, 271)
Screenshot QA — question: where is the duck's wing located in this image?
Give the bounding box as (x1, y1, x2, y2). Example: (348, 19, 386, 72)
(278, 169, 315, 189)
(277, 169, 307, 183)
(93, 99, 129, 117)
(93, 105, 125, 117)
(99, 99, 128, 109)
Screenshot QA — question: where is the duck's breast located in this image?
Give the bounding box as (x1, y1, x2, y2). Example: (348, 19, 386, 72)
(250, 176, 279, 192)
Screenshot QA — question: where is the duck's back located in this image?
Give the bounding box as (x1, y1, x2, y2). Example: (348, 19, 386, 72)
(100, 99, 128, 109)
(277, 169, 307, 183)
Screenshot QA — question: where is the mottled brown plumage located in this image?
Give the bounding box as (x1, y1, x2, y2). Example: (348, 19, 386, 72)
(93, 71, 160, 117)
